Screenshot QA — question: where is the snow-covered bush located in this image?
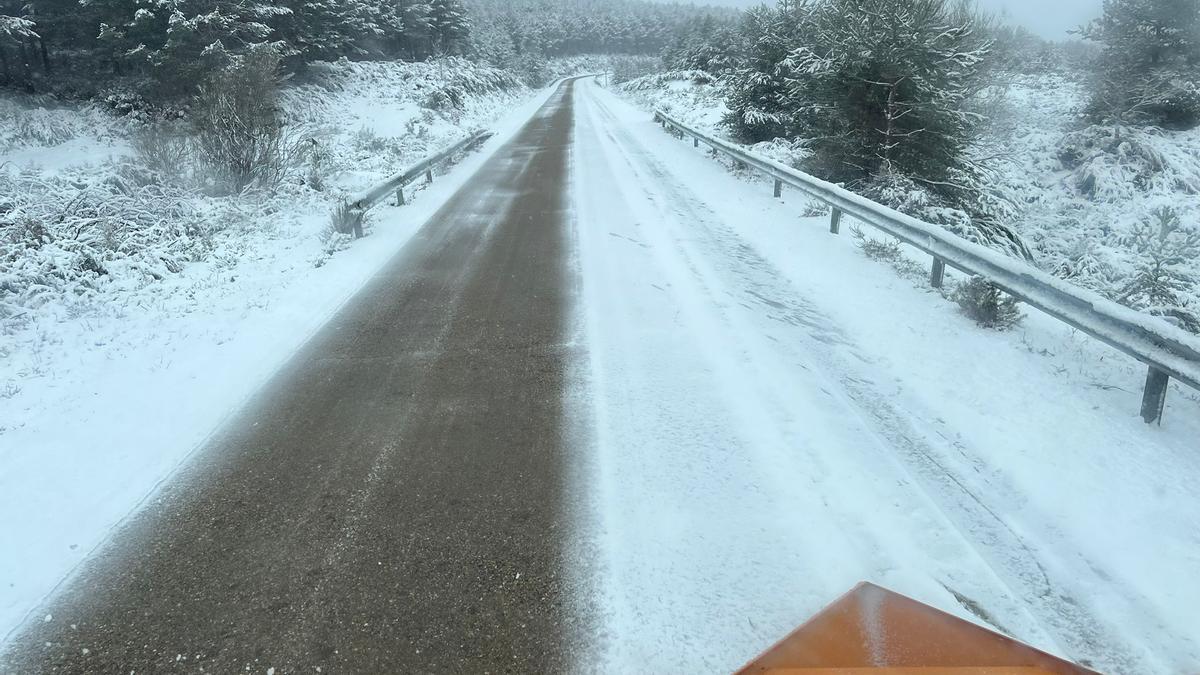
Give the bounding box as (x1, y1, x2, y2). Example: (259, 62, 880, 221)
(614, 70, 728, 133)
(419, 59, 523, 111)
(976, 72, 1200, 327)
(543, 56, 615, 84)
(0, 167, 206, 315)
(850, 226, 926, 281)
(800, 201, 828, 218)
(619, 69, 709, 91)
(0, 98, 123, 152)
(862, 172, 1029, 260)
(1057, 125, 1200, 201)
(851, 227, 903, 262)
(191, 46, 298, 195)
(609, 56, 663, 85)
(1115, 206, 1200, 333)
(953, 277, 1024, 330)
(131, 122, 192, 181)
(328, 200, 364, 238)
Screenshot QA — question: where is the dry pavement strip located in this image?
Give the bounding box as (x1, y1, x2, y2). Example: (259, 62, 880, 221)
(1, 79, 584, 673)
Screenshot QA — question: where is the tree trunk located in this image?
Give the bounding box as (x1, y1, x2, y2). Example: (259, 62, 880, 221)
(17, 37, 33, 91)
(39, 35, 51, 74)
(881, 79, 900, 174)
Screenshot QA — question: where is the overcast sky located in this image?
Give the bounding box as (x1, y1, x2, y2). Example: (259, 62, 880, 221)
(974, 0, 1101, 39)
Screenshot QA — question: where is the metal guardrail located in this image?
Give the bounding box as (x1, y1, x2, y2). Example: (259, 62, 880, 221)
(653, 109, 1200, 424)
(348, 129, 493, 216)
(343, 74, 598, 232)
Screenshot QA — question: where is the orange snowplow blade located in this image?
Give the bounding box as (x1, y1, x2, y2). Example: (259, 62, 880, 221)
(736, 583, 1099, 675)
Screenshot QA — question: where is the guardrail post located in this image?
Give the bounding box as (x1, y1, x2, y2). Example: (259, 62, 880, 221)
(930, 258, 946, 288)
(830, 208, 843, 234)
(395, 187, 406, 206)
(425, 169, 434, 183)
(1141, 366, 1170, 424)
(693, 137, 699, 148)
(773, 179, 783, 199)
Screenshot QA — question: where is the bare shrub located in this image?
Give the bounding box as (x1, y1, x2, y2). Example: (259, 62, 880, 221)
(953, 276, 1024, 330)
(304, 138, 329, 191)
(352, 127, 386, 153)
(191, 46, 296, 194)
(132, 122, 192, 180)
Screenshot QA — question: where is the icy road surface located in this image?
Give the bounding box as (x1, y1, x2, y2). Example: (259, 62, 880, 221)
(2, 77, 1198, 675)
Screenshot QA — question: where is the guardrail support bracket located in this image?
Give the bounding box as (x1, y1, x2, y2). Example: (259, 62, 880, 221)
(930, 258, 946, 289)
(830, 208, 843, 234)
(774, 179, 783, 199)
(1141, 366, 1170, 424)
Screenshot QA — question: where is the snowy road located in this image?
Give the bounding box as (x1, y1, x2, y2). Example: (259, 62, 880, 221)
(2, 77, 1198, 674)
(570, 79, 1199, 674)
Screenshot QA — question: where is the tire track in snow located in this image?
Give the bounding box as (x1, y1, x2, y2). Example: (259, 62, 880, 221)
(580, 81, 1166, 674)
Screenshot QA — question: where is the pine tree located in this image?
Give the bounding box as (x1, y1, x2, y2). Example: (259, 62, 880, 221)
(428, 0, 469, 55)
(800, 0, 1027, 256)
(722, 2, 813, 142)
(273, 0, 376, 66)
(1117, 206, 1200, 332)
(1082, 0, 1200, 128)
(722, 0, 1030, 258)
(785, 0, 988, 186)
(0, 12, 37, 86)
(400, 2, 435, 59)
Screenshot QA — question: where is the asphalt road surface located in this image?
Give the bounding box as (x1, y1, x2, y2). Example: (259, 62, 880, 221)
(1, 80, 582, 674)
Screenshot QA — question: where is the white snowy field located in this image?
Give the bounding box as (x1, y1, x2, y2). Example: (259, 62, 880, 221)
(0, 66, 557, 643)
(572, 78, 1200, 674)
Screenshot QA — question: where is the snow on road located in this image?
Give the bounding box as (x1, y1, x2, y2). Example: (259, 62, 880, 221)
(570, 78, 1200, 674)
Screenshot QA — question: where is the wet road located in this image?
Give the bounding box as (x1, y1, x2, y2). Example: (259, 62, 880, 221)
(1, 80, 581, 674)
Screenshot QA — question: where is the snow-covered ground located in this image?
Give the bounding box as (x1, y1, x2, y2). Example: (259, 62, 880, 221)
(981, 73, 1200, 309)
(0, 61, 550, 642)
(575, 78, 1200, 674)
(616, 69, 1200, 321)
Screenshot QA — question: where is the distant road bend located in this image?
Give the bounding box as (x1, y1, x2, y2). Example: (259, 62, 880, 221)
(1, 79, 583, 673)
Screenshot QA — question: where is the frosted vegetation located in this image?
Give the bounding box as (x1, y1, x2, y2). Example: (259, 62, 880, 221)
(0, 57, 530, 407)
(2, 0, 712, 403)
(613, 0, 1200, 335)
